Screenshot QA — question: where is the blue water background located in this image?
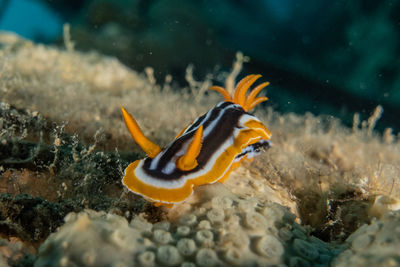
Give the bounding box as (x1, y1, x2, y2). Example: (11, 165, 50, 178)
(0, 0, 62, 41)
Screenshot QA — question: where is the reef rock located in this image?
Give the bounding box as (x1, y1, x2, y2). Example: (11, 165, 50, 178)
(35, 183, 339, 267)
(333, 211, 400, 267)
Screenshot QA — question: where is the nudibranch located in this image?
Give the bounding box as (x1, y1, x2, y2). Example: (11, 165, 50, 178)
(121, 74, 271, 207)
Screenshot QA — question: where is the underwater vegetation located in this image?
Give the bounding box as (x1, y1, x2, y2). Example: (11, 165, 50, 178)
(0, 32, 399, 266)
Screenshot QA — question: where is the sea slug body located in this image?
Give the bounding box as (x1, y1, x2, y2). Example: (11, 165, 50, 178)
(121, 74, 271, 207)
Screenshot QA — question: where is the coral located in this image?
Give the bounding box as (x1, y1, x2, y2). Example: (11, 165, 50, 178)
(35, 184, 340, 267)
(34, 210, 145, 267)
(332, 211, 400, 266)
(1, 32, 400, 265)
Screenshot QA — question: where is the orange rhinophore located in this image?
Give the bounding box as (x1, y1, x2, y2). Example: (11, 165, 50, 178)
(121, 74, 271, 207)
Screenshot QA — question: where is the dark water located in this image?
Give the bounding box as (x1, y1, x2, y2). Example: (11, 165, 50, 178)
(1, 0, 399, 132)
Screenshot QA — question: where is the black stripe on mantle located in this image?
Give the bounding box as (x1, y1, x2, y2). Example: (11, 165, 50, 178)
(141, 102, 253, 181)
